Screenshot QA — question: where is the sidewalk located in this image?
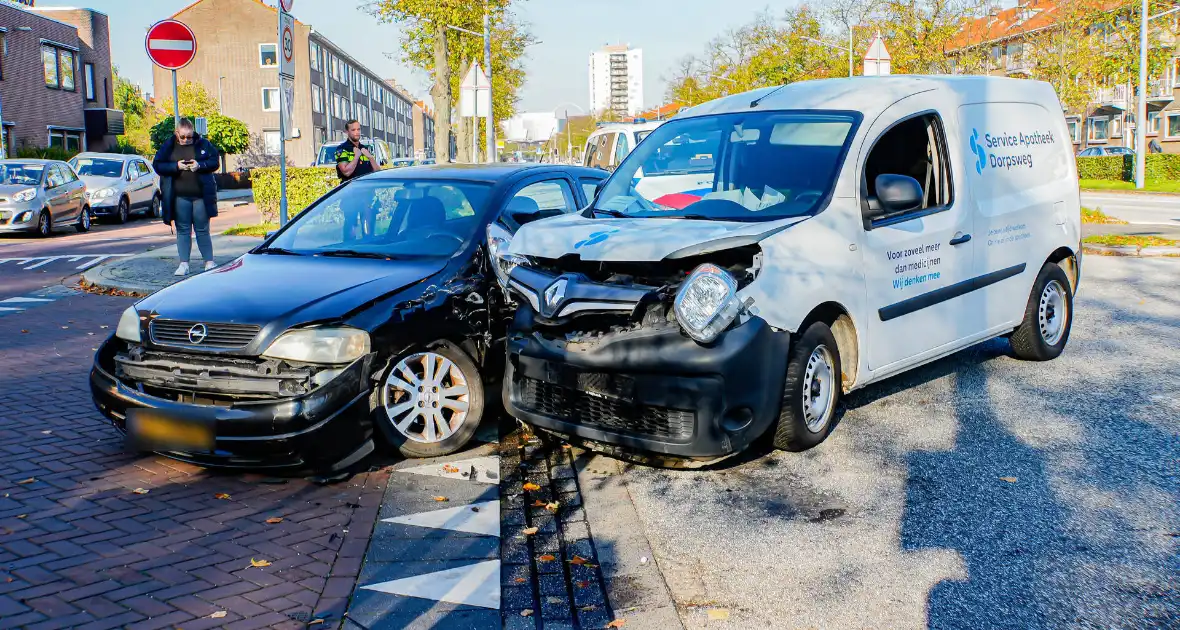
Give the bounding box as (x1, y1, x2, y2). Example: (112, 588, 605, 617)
(81, 234, 263, 295)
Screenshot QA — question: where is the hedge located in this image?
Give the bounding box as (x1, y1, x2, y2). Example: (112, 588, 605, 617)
(1076, 154, 1180, 182)
(250, 166, 339, 222)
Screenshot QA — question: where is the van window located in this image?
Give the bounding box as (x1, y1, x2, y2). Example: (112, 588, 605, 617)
(613, 133, 629, 165)
(587, 133, 613, 170)
(863, 113, 952, 216)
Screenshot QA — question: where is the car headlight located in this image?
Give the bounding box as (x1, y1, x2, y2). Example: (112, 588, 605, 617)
(90, 187, 116, 200)
(115, 307, 142, 342)
(261, 327, 371, 364)
(674, 264, 743, 343)
(486, 223, 531, 288)
(11, 188, 36, 202)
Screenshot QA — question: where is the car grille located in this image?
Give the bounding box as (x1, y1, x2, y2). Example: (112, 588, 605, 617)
(149, 319, 260, 349)
(517, 377, 695, 442)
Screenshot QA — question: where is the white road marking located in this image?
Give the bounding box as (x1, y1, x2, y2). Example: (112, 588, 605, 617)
(23, 257, 61, 270)
(0, 253, 133, 272)
(382, 501, 500, 537)
(0, 297, 52, 304)
(0, 307, 24, 313)
(398, 456, 501, 485)
(360, 560, 501, 609)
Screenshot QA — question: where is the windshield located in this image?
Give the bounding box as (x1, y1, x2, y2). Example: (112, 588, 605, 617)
(593, 111, 860, 221)
(70, 158, 124, 178)
(266, 178, 492, 258)
(0, 163, 45, 186)
(316, 145, 335, 166)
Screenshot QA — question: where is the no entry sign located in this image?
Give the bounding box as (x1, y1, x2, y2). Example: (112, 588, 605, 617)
(145, 20, 197, 71)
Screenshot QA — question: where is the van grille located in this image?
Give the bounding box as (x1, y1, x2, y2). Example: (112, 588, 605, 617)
(149, 319, 260, 349)
(517, 377, 695, 442)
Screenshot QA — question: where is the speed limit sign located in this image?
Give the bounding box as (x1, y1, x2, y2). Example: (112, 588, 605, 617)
(279, 0, 294, 12)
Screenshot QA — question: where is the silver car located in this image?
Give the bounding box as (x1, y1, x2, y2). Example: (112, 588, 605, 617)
(69, 153, 161, 224)
(0, 159, 90, 237)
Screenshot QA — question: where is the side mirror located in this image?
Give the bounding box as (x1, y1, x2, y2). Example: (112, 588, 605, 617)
(874, 174, 924, 215)
(265, 230, 277, 239)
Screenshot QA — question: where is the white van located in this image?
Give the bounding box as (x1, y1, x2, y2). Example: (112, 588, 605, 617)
(582, 120, 664, 172)
(496, 76, 1081, 465)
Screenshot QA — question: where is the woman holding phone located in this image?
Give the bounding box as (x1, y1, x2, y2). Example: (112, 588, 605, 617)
(152, 118, 221, 275)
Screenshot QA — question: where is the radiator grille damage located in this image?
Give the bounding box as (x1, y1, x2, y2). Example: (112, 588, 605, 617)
(149, 319, 260, 349)
(517, 376, 695, 442)
(114, 347, 321, 403)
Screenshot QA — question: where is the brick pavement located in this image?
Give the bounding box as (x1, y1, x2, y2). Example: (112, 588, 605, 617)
(0, 290, 389, 629)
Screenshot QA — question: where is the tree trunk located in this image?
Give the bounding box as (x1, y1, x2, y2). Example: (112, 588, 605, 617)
(456, 59, 471, 163)
(431, 21, 452, 163)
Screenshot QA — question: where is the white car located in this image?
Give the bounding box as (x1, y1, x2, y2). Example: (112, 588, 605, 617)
(69, 153, 161, 223)
(582, 120, 665, 172)
(500, 76, 1082, 465)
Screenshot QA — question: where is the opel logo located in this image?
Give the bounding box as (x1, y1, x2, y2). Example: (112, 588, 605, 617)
(187, 323, 208, 344)
(543, 277, 568, 315)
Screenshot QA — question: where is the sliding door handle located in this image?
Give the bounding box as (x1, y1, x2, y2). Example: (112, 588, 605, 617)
(949, 233, 972, 246)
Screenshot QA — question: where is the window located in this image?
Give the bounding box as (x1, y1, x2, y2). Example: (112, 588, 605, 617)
(59, 49, 75, 91)
(46, 165, 67, 188)
(263, 130, 281, 155)
(310, 42, 321, 71)
(1089, 116, 1109, 141)
(1148, 111, 1161, 135)
(84, 63, 95, 101)
(49, 129, 82, 153)
(330, 55, 338, 80)
(1167, 113, 1180, 139)
(502, 180, 577, 227)
(262, 88, 279, 111)
(312, 84, 324, 113)
(1067, 118, 1081, 143)
(580, 178, 604, 202)
(135, 161, 151, 178)
(1110, 115, 1124, 137)
(42, 46, 58, 88)
(1, 33, 6, 80)
(259, 44, 278, 68)
(863, 114, 951, 218)
(613, 133, 630, 166)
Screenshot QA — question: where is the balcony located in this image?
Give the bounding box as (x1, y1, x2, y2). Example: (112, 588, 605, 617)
(1005, 57, 1032, 74)
(1094, 79, 1176, 107)
(1148, 78, 1176, 100)
(1096, 85, 1129, 107)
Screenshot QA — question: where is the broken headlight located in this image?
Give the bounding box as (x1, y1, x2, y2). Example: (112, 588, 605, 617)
(116, 307, 142, 343)
(486, 223, 532, 289)
(261, 327, 370, 364)
(674, 264, 742, 343)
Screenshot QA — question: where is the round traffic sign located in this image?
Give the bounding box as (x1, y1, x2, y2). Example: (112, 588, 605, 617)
(145, 20, 197, 71)
(279, 0, 295, 12)
(282, 25, 294, 64)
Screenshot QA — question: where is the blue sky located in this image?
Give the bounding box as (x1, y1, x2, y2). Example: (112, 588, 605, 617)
(34, 0, 784, 114)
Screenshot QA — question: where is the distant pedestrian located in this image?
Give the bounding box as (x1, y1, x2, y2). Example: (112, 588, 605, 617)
(153, 118, 220, 276)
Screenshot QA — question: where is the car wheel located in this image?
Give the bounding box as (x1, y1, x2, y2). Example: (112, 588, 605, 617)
(771, 322, 842, 452)
(150, 194, 162, 219)
(75, 206, 92, 233)
(1010, 263, 1073, 361)
(115, 197, 129, 224)
(373, 342, 485, 458)
(36, 210, 52, 237)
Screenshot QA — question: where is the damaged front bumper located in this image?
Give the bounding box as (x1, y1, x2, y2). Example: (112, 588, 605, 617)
(89, 335, 375, 471)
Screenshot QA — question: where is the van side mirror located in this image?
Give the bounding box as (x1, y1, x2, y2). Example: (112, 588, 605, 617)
(874, 174, 923, 215)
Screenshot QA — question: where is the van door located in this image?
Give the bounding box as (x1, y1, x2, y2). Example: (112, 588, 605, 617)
(859, 102, 983, 371)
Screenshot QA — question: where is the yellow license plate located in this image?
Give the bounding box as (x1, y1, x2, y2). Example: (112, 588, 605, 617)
(126, 409, 215, 452)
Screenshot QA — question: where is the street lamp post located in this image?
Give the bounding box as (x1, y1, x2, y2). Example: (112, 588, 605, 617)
(552, 102, 585, 163)
(447, 8, 495, 163)
(1135, 3, 1180, 189)
(704, 73, 738, 95)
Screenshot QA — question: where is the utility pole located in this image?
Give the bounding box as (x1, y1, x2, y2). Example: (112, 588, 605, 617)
(483, 0, 495, 163)
(1135, 0, 1149, 189)
(218, 76, 225, 114)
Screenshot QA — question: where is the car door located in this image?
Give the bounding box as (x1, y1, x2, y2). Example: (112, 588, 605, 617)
(130, 160, 153, 208)
(44, 165, 73, 224)
(858, 96, 983, 372)
(62, 163, 86, 219)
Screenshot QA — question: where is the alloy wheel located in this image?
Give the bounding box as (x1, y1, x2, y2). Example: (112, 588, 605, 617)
(38, 212, 50, 236)
(381, 352, 471, 443)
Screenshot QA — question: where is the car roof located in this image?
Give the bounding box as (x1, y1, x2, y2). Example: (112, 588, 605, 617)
(73, 152, 139, 160)
(0, 159, 61, 165)
(362, 163, 607, 184)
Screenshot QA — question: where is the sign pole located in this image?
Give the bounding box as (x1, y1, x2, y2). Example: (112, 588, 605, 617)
(483, 0, 495, 163)
(278, 6, 288, 226)
(172, 70, 180, 131)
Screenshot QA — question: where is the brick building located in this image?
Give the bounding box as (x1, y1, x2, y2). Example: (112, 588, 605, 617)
(0, 1, 122, 157)
(412, 100, 436, 160)
(153, 0, 420, 168)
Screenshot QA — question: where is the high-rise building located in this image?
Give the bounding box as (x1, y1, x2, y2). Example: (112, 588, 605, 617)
(588, 45, 643, 118)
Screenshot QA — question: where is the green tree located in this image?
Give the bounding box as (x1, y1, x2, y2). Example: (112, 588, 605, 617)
(113, 67, 156, 154)
(157, 80, 220, 119)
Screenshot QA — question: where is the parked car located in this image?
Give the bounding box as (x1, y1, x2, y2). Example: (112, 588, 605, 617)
(70, 153, 161, 223)
(498, 76, 1082, 467)
(90, 163, 609, 472)
(0, 159, 90, 236)
(390, 158, 419, 168)
(313, 139, 395, 170)
(1078, 146, 1134, 157)
(582, 120, 665, 172)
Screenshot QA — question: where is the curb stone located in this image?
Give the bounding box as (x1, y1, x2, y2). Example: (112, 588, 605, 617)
(1083, 244, 1180, 257)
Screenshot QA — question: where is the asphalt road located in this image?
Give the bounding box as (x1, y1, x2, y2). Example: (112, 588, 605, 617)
(608, 255, 1179, 629)
(1081, 191, 1180, 232)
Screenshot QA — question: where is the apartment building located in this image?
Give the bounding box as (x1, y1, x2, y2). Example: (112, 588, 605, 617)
(153, 0, 419, 167)
(589, 45, 644, 118)
(0, 1, 122, 156)
(412, 100, 436, 160)
(951, 0, 1180, 154)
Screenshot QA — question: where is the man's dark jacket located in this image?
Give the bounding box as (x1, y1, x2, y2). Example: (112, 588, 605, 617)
(152, 133, 220, 225)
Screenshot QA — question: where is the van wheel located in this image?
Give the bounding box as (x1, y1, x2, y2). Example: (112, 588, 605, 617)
(373, 342, 484, 458)
(1010, 263, 1073, 361)
(772, 322, 842, 452)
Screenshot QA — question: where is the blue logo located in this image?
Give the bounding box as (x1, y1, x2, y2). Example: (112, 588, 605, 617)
(969, 129, 987, 174)
(574, 229, 618, 249)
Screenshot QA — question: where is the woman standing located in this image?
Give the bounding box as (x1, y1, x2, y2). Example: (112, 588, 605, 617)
(153, 118, 221, 275)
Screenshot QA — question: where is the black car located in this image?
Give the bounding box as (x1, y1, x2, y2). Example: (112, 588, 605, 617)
(90, 164, 608, 472)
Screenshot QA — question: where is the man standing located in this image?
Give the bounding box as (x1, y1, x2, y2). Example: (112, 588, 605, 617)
(335, 119, 375, 182)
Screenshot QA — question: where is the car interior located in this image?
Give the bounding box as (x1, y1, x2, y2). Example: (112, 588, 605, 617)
(862, 113, 951, 218)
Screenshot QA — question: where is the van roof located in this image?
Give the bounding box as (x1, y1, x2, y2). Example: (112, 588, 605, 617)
(677, 75, 1060, 122)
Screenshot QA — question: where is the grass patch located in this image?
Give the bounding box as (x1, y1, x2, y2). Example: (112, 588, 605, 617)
(1080, 207, 1128, 225)
(1080, 179, 1180, 193)
(221, 223, 278, 237)
(1083, 234, 1177, 248)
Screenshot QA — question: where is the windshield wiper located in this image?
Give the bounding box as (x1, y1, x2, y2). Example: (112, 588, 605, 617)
(589, 207, 627, 218)
(255, 246, 303, 256)
(316, 249, 395, 259)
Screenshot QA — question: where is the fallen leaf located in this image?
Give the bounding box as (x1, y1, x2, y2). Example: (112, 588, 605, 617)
(249, 558, 271, 568)
(538, 554, 556, 562)
(562, 444, 572, 450)
(434, 496, 449, 502)
(569, 555, 590, 565)
(61, 326, 68, 329)
(442, 464, 460, 473)
(214, 493, 232, 500)
(581, 605, 598, 612)
(308, 620, 325, 626)
(265, 517, 283, 524)
(40, 430, 51, 434)
(16, 478, 35, 485)
(4, 577, 12, 583)
(522, 527, 539, 536)
(16, 515, 26, 519)
(471, 506, 480, 513)
(523, 482, 541, 492)
(545, 501, 559, 513)
(514, 577, 527, 584)
(100, 325, 109, 329)
(131, 488, 150, 495)
(708, 609, 730, 620)
(607, 620, 626, 629)
(531, 499, 547, 507)
(547, 596, 563, 604)
(999, 477, 1018, 483)
(520, 609, 534, 617)
(210, 611, 227, 619)
(576, 580, 591, 588)
(20, 330, 28, 334)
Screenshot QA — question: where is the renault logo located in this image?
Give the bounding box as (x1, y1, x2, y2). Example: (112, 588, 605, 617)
(187, 323, 208, 344)
(543, 277, 568, 315)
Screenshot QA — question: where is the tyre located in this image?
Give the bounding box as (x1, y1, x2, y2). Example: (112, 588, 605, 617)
(1010, 263, 1073, 361)
(36, 211, 51, 237)
(115, 197, 129, 224)
(75, 206, 92, 233)
(772, 321, 842, 452)
(150, 194, 162, 219)
(373, 341, 484, 458)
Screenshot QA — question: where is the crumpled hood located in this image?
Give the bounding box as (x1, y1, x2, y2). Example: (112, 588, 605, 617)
(507, 212, 806, 261)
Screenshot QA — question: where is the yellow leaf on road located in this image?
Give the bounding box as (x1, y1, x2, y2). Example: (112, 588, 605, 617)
(514, 577, 527, 584)
(538, 554, 556, 562)
(520, 609, 534, 617)
(545, 502, 559, 513)
(131, 488, 150, 495)
(607, 620, 626, 628)
(523, 482, 541, 492)
(434, 496, 449, 502)
(708, 609, 730, 620)
(522, 527, 539, 536)
(531, 500, 547, 507)
(214, 493, 231, 500)
(16, 478, 35, 485)
(581, 605, 597, 612)
(210, 611, 227, 619)
(999, 477, 1018, 483)
(265, 517, 283, 524)
(249, 558, 271, 568)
